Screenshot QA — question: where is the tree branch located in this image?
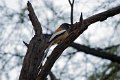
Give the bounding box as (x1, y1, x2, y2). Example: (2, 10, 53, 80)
(70, 43, 120, 64)
(84, 5, 120, 27)
(49, 71, 58, 80)
(23, 41, 29, 48)
(68, 0, 75, 25)
(27, 1, 42, 35)
(19, 1, 46, 80)
(36, 5, 120, 79)
(43, 33, 120, 63)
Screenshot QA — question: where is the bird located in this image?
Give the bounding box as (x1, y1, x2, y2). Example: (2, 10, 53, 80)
(48, 23, 71, 46)
(44, 23, 70, 58)
(39, 23, 71, 68)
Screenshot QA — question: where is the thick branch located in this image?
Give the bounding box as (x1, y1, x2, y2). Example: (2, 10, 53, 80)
(44, 34, 120, 63)
(70, 43, 120, 64)
(19, 1, 46, 80)
(84, 5, 120, 27)
(37, 5, 120, 79)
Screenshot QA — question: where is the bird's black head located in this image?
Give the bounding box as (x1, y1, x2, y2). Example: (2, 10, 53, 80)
(60, 23, 71, 30)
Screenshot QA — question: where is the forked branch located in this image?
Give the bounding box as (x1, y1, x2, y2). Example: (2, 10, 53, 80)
(68, 0, 75, 25)
(36, 5, 120, 80)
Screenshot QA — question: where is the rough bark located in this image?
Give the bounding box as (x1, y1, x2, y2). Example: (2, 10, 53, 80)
(70, 43, 120, 63)
(37, 5, 120, 80)
(19, 2, 47, 80)
(19, 1, 120, 80)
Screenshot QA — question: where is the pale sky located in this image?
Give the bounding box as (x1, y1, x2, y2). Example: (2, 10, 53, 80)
(1, 0, 119, 80)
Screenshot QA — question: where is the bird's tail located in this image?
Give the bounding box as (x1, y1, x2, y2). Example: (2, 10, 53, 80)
(38, 43, 52, 69)
(43, 42, 52, 60)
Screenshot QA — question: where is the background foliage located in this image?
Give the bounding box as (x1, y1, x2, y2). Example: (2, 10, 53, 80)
(0, 0, 120, 80)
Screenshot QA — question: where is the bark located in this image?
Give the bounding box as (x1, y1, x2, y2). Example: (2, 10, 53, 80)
(19, 1, 120, 80)
(37, 5, 120, 80)
(19, 2, 47, 80)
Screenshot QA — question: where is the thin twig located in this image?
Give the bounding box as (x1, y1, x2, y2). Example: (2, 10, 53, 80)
(23, 41, 29, 48)
(68, 0, 75, 25)
(79, 12, 83, 22)
(49, 71, 58, 80)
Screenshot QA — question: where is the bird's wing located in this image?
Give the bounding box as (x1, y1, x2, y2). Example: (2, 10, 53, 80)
(49, 30, 66, 42)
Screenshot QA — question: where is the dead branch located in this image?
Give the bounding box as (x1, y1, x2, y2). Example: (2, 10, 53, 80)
(70, 43, 120, 64)
(27, 1, 42, 35)
(19, 1, 47, 80)
(44, 33, 120, 63)
(68, 0, 75, 25)
(19, 1, 120, 80)
(49, 71, 58, 80)
(36, 5, 120, 80)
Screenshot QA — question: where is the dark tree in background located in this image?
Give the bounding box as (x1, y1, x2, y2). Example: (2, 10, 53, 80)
(0, 0, 120, 80)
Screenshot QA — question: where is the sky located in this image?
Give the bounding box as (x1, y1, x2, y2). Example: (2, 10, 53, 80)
(0, 0, 120, 80)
